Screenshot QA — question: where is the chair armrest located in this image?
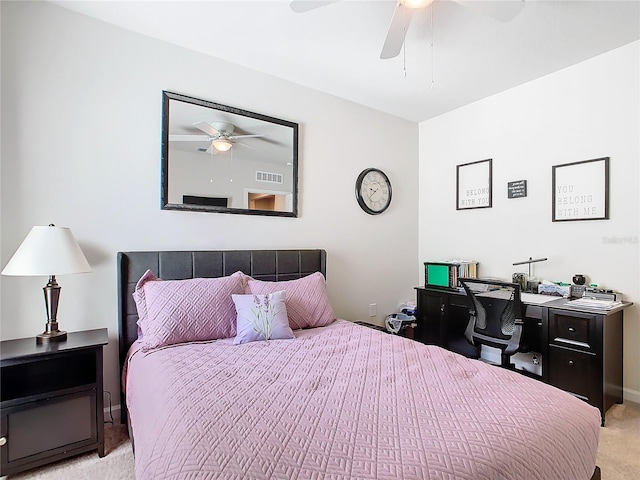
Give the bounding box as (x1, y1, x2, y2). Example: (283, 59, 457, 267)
(504, 323, 523, 355)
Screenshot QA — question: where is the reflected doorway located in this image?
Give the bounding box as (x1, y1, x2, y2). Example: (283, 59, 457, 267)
(245, 189, 292, 212)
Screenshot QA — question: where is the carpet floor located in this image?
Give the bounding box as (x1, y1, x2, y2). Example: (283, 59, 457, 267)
(4, 402, 639, 479)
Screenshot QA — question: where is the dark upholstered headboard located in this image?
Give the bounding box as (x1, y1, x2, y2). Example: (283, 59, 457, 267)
(117, 249, 327, 390)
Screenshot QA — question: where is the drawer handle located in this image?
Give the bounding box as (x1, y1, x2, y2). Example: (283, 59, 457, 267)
(568, 327, 576, 333)
(0, 437, 6, 447)
(568, 360, 574, 366)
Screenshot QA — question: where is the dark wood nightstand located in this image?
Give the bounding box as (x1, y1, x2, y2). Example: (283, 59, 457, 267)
(0, 328, 108, 476)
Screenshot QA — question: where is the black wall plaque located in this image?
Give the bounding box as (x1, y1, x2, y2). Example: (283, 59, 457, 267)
(507, 180, 527, 199)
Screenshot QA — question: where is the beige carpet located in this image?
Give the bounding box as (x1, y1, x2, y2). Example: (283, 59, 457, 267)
(596, 402, 640, 479)
(6, 423, 134, 480)
(5, 402, 640, 479)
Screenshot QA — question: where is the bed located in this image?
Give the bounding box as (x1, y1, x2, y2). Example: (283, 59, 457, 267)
(118, 249, 602, 480)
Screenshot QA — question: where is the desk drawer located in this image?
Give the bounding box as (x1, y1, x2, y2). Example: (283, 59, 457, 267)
(549, 309, 597, 352)
(548, 345, 599, 406)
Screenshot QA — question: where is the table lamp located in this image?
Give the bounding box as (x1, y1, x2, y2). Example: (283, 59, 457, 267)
(1, 224, 92, 344)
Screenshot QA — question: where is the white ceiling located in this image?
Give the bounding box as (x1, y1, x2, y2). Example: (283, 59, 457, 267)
(51, 0, 640, 123)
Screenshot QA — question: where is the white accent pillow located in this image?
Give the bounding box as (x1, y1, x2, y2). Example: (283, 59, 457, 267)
(232, 291, 295, 344)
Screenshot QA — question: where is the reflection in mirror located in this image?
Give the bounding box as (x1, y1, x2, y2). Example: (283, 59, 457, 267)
(161, 91, 298, 217)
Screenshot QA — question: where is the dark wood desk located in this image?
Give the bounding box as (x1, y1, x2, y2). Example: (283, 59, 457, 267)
(415, 287, 629, 423)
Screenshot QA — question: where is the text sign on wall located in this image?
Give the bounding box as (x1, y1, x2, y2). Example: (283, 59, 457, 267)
(507, 180, 527, 199)
(552, 157, 609, 222)
(456, 158, 492, 210)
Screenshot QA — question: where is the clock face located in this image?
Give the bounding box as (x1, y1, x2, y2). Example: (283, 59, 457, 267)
(355, 168, 392, 215)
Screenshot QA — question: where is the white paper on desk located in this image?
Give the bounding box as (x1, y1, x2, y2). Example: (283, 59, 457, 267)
(566, 298, 622, 310)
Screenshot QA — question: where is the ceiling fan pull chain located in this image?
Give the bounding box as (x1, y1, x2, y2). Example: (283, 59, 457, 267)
(403, 48, 407, 78)
(430, 2, 435, 89)
(403, 3, 407, 78)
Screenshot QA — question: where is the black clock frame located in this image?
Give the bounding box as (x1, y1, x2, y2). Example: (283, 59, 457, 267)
(355, 168, 392, 215)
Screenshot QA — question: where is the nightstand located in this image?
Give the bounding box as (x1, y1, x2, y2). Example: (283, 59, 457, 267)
(0, 328, 108, 476)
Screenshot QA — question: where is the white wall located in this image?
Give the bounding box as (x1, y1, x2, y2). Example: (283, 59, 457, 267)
(0, 2, 419, 404)
(418, 41, 640, 402)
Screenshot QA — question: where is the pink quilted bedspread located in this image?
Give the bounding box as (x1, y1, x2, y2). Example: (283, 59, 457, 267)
(124, 320, 600, 480)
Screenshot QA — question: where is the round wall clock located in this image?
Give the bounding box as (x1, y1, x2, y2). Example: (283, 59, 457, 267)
(355, 168, 392, 215)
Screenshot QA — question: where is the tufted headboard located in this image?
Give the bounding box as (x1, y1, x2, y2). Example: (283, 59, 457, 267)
(117, 249, 326, 368)
(117, 249, 326, 423)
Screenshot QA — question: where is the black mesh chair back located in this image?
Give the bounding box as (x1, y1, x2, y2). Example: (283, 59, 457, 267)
(458, 278, 524, 368)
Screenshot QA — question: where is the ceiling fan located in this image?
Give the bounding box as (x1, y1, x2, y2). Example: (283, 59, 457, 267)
(169, 121, 266, 154)
(290, 0, 525, 59)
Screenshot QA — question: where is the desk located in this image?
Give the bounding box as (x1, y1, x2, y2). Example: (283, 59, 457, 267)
(415, 286, 630, 423)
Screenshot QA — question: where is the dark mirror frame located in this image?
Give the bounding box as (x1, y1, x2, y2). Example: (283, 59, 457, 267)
(161, 91, 299, 217)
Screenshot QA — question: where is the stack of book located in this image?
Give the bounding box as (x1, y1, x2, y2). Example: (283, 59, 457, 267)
(453, 260, 478, 279)
(424, 260, 479, 289)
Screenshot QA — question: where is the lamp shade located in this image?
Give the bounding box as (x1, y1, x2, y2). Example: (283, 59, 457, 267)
(212, 138, 232, 152)
(2, 225, 91, 276)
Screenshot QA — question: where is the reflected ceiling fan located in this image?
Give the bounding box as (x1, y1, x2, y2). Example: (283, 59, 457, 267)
(169, 121, 266, 154)
(290, 0, 525, 59)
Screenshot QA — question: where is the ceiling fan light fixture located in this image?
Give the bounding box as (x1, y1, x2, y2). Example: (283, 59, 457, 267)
(402, 0, 434, 8)
(212, 138, 232, 152)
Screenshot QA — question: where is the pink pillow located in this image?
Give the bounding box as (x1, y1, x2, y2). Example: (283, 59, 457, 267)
(237, 271, 253, 293)
(133, 270, 159, 338)
(136, 271, 245, 350)
(247, 272, 336, 329)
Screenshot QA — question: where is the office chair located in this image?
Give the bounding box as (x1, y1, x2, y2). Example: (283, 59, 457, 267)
(458, 278, 524, 368)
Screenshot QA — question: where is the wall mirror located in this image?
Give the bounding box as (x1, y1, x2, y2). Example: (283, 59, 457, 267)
(161, 91, 298, 217)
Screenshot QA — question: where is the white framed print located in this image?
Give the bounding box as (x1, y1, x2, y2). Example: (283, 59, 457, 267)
(456, 158, 492, 210)
(552, 157, 609, 222)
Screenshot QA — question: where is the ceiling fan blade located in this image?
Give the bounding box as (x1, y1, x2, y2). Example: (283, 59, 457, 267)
(169, 134, 210, 142)
(289, 1, 338, 13)
(193, 121, 220, 137)
(235, 141, 256, 150)
(229, 134, 267, 140)
(380, 4, 415, 60)
(453, 0, 525, 22)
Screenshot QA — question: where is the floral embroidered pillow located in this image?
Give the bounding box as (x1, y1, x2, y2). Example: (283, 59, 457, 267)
(232, 291, 295, 344)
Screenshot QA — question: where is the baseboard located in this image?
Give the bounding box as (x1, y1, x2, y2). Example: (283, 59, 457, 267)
(104, 404, 122, 424)
(623, 387, 640, 404)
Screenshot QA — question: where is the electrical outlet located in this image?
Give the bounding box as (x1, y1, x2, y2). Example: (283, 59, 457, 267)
(369, 303, 377, 317)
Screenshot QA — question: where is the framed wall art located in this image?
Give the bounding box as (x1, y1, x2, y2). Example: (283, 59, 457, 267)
(456, 158, 492, 210)
(552, 157, 609, 222)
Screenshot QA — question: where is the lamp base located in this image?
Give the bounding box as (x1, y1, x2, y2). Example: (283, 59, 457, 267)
(36, 329, 67, 344)
(38, 276, 67, 344)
